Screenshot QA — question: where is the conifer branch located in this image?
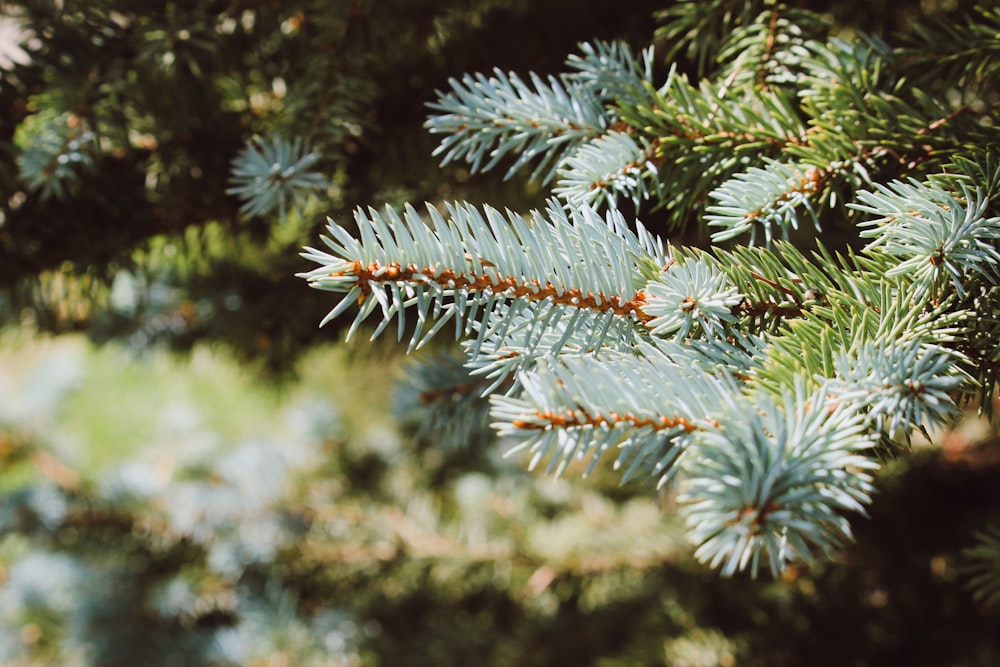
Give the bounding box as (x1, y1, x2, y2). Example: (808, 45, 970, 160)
(707, 160, 823, 244)
(426, 67, 610, 183)
(554, 131, 664, 209)
(491, 340, 734, 482)
(680, 381, 878, 577)
(901, 5, 1000, 94)
(962, 524, 1000, 607)
(854, 178, 1000, 299)
(299, 201, 667, 353)
(299, 3, 1000, 582)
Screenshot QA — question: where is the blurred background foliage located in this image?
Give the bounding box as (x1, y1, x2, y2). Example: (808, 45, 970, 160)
(0, 0, 657, 373)
(0, 0, 999, 665)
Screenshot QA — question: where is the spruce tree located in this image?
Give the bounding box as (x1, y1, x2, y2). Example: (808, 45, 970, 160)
(3, 1, 1000, 665)
(300, 0, 1000, 580)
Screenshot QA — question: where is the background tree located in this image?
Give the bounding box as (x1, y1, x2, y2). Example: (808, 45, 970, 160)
(2, 1, 1000, 666)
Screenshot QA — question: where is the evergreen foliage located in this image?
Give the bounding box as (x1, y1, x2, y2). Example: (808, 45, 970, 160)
(301, 0, 1000, 583)
(0, 0, 649, 371)
(4, 1, 1000, 665)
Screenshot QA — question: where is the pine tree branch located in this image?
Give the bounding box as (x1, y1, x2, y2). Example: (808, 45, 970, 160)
(426, 68, 609, 183)
(299, 201, 668, 352)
